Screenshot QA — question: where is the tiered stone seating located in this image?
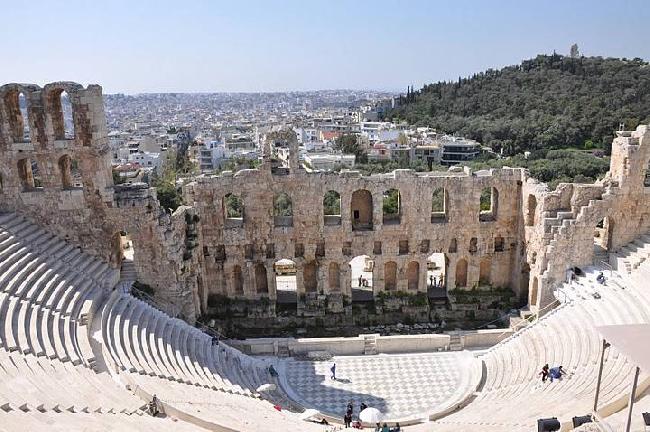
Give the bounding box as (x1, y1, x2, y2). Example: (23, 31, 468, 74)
(0, 409, 205, 431)
(99, 291, 326, 430)
(412, 254, 650, 431)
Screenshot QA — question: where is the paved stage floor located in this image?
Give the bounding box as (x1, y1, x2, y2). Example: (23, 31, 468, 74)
(280, 351, 481, 422)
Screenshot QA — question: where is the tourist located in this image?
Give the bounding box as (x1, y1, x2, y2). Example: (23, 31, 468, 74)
(381, 423, 390, 432)
(352, 420, 362, 429)
(149, 394, 160, 416)
(596, 272, 606, 285)
(429, 275, 435, 288)
(438, 275, 444, 288)
(358, 275, 363, 287)
(539, 364, 549, 382)
(375, 422, 382, 431)
(331, 363, 337, 380)
(392, 422, 401, 432)
(549, 365, 564, 382)
(343, 412, 352, 428)
(211, 335, 219, 346)
(360, 402, 367, 412)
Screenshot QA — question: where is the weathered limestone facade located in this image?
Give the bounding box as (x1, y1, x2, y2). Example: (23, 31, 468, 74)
(0, 82, 201, 321)
(2, 81, 650, 326)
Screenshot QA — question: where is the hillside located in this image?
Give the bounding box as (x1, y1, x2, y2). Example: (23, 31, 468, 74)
(387, 54, 650, 156)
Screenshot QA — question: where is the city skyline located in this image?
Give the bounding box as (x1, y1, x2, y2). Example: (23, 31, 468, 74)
(2, 0, 650, 93)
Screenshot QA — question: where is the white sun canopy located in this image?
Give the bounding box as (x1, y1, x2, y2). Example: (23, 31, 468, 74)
(596, 324, 650, 372)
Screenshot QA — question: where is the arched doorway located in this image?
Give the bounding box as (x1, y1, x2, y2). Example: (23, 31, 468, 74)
(274, 259, 297, 314)
(384, 261, 397, 291)
(406, 261, 419, 291)
(349, 255, 373, 302)
(426, 253, 448, 297)
(455, 258, 468, 288)
(479, 258, 492, 286)
(303, 261, 318, 293)
(351, 190, 373, 231)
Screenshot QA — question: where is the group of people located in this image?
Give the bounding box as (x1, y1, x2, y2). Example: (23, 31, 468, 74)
(342, 401, 400, 431)
(539, 364, 565, 383)
(428, 274, 444, 289)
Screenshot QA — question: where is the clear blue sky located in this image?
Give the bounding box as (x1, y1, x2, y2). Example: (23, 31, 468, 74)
(2, 0, 649, 93)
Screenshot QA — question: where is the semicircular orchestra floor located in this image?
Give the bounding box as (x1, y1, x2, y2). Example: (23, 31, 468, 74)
(279, 351, 482, 423)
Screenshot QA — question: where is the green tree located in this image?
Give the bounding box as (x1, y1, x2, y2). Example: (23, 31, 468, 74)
(570, 43, 579, 58)
(152, 151, 183, 212)
(334, 134, 368, 163)
(323, 191, 341, 215)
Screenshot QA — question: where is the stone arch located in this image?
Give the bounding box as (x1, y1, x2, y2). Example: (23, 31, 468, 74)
(455, 258, 468, 288)
(431, 187, 447, 222)
(407, 261, 419, 291)
(58, 154, 81, 189)
(350, 255, 373, 292)
(383, 188, 401, 224)
(254, 263, 268, 294)
(479, 257, 492, 286)
(2, 89, 30, 143)
(223, 193, 244, 226)
(274, 192, 293, 227)
(323, 190, 341, 225)
(328, 262, 340, 291)
(48, 88, 76, 140)
(303, 261, 318, 293)
(479, 186, 498, 221)
(526, 194, 537, 226)
(530, 276, 539, 307)
(232, 265, 244, 295)
(351, 189, 373, 230)
(384, 261, 397, 291)
(427, 253, 448, 293)
(17, 158, 41, 190)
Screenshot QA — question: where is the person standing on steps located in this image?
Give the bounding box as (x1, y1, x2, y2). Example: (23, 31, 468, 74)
(330, 362, 336, 380)
(539, 364, 549, 382)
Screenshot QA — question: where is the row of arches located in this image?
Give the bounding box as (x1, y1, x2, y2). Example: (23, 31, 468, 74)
(221, 186, 499, 229)
(15, 154, 81, 191)
(222, 253, 498, 299)
(2, 88, 75, 144)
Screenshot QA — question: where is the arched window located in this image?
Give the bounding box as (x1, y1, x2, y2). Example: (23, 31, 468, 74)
(328, 262, 340, 291)
(255, 263, 268, 294)
(479, 187, 498, 221)
(469, 237, 478, 254)
(232, 265, 244, 294)
(274, 192, 293, 227)
(50, 89, 75, 140)
(303, 261, 318, 293)
(351, 189, 373, 231)
(526, 194, 537, 226)
(58, 155, 81, 189)
(479, 258, 491, 286)
(223, 193, 244, 227)
(323, 190, 341, 226)
(4, 90, 30, 143)
(407, 261, 419, 291)
(383, 188, 401, 225)
(431, 187, 447, 222)
(455, 258, 468, 288)
(384, 261, 397, 291)
(17, 158, 41, 191)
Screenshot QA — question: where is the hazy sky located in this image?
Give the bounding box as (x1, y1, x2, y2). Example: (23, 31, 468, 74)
(2, 0, 649, 93)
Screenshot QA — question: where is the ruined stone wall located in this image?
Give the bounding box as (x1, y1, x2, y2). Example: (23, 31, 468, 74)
(185, 165, 526, 314)
(0, 82, 200, 321)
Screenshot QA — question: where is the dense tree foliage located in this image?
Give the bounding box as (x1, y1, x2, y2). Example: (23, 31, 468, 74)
(323, 190, 341, 215)
(334, 134, 368, 163)
(388, 54, 650, 156)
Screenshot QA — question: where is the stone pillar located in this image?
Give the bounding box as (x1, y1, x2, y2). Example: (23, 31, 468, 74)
(267, 263, 277, 300)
